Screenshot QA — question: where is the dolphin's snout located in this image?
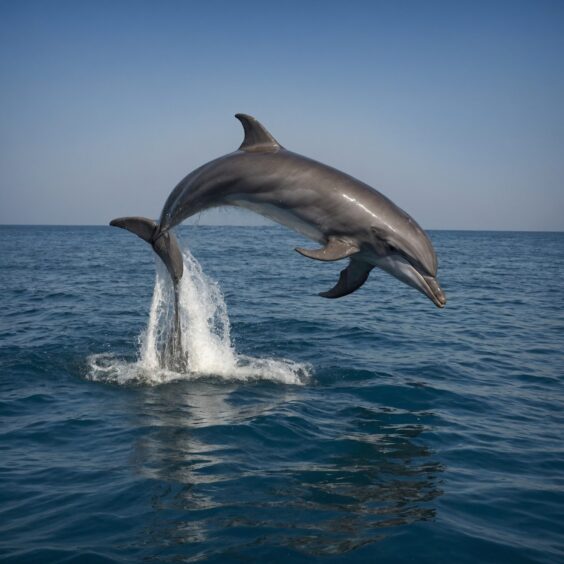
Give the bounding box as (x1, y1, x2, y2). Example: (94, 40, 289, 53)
(437, 288, 447, 307)
(424, 275, 446, 308)
(434, 290, 447, 308)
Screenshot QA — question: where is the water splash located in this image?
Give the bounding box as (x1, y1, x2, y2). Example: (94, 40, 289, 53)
(87, 246, 310, 386)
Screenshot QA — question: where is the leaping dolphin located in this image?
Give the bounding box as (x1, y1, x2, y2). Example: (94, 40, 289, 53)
(110, 114, 446, 309)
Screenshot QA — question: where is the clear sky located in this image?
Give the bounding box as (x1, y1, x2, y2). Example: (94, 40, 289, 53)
(1, 0, 563, 230)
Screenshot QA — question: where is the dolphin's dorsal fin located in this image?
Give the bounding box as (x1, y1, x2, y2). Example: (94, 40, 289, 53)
(235, 114, 282, 153)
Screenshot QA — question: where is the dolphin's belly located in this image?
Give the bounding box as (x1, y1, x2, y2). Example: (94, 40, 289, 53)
(227, 198, 325, 243)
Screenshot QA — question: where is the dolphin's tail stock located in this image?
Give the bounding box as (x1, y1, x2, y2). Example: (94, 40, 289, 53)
(110, 216, 185, 369)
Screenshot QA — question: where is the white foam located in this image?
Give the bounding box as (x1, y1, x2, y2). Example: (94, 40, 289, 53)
(87, 246, 311, 386)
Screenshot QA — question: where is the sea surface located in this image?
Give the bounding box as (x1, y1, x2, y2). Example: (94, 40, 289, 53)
(1, 225, 563, 563)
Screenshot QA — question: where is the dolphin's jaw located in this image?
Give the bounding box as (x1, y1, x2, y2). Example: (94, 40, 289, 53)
(422, 274, 447, 308)
(372, 254, 446, 308)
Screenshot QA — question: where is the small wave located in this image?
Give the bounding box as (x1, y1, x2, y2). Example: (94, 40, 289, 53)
(86, 245, 310, 387)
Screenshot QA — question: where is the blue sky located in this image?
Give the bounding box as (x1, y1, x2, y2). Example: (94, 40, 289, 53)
(1, 0, 563, 230)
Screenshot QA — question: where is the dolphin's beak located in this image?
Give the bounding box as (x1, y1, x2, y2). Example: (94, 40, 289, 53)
(373, 255, 447, 308)
(403, 265, 446, 309)
(421, 274, 447, 308)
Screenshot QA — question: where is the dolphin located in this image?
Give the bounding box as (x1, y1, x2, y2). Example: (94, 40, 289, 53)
(110, 114, 446, 309)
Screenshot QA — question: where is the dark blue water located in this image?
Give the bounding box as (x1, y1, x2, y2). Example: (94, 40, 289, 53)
(1, 225, 563, 563)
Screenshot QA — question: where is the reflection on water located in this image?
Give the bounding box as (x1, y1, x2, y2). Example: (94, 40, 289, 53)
(128, 382, 444, 559)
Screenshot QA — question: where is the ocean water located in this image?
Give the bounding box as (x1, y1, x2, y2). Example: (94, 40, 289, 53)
(1, 225, 563, 563)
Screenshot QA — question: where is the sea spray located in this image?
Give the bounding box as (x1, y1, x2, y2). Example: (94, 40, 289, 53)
(87, 246, 310, 385)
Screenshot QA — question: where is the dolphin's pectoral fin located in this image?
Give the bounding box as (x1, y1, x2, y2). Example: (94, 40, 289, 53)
(235, 114, 282, 153)
(319, 259, 374, 299)
(296, 238, 359, 262)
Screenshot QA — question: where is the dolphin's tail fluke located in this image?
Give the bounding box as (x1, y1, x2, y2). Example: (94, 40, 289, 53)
(110, 216, 185, 369)
(109, 216, 183, 285)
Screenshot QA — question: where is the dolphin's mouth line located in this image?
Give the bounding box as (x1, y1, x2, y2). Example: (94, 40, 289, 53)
(371, 253, 446, 308)
(419, 272, 446, 308)
(402, 257, 446, 308)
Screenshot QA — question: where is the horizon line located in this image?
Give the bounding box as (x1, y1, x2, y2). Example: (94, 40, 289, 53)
(0, 223, 563, 234)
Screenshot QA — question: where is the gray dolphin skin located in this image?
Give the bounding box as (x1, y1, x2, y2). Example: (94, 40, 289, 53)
(110, 114, 446, 309)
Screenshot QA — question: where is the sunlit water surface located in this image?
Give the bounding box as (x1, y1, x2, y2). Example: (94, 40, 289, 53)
(1, 226, 563, 563)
